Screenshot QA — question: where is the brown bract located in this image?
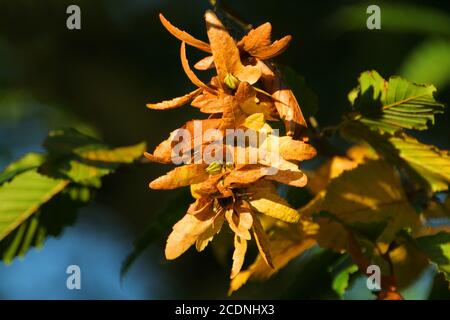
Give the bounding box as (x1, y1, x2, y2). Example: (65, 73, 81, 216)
(237, 22, 292, 60)
(149, 11, 307, 135)
(145, 11, 317, 277)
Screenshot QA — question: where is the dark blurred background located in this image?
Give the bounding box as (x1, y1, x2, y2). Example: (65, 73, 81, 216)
(0, 0, 449, 299)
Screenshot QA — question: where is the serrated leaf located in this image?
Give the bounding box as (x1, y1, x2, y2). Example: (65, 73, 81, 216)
(42, 129, 146, 186)
(390, 136, 450, 192)
(0, 170, 68, 241)
(0, 129, 146, 264)
(0, 185, 92, 264)
(349, 70, 445, 134)
(341, 121, 450, 192)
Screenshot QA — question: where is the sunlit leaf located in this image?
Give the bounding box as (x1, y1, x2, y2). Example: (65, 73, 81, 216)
(248, 181, 300, 223)
(348, 70, 445, 134)
(165, 206, 217, 260)
(0, 185, 92, 264)
(331, 263, 358, 299)
(341, 121, 450, 192)
(0, 153, 44, 185)
(231, 235, 247, 279)
(229, 221, 317, 294)
(299, 160, 421, 251)
(0, 171, 68, 242)
(149, 164, 209, 190)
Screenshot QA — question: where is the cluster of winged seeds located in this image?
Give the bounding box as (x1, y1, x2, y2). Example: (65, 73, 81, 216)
(145, 11, 316, 278)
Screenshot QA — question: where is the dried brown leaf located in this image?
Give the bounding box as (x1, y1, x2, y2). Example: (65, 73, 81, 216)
(238, 23, 272, 53)
(225, 207, 252, 240)
(196, 210, 225, 251)
(194, 55, 215, 70)
(266, 169, 308, 187)
(248, 181, 300, 222)
(251, 35, 292, 60)
(251, 211, 274, 268)
(205, 11, 242, 89)
(259, 61, 307, 136)
(144, 138, 174, 163)
(277, 136, 317, 161)
(190, 173, 226, 198)
(165, 207, 216, 259)
(187, 198, 214, 215)
(223, 165, 265, 187)
(205, 11, 261, 87)
(191, 92, 224, 113)
(180, 42, 217, 94)
(219, 94, 246, 130)
(149, 164, 209, 189)
(238, 22, 291, 60)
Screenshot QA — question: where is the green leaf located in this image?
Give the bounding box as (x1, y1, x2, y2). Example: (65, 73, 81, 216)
(331, 263, 358, 299)
(0, 129, 146, 264)
(340, 121, 450, 192)
(0, 170, 68, 241)
(390, 136, 450, 192)
(278, 65, 319, 118)
(0, 153, 45, 185)
(0, 185, 92, 264)
(415, 231, 450, 285)
(349, 70, 445, 134)
(42, 129, 146, 186)
(43, 128, 104, 156)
